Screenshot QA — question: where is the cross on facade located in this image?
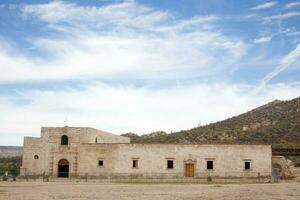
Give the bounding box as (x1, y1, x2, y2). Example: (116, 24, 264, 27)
(64, 119, 68, 127)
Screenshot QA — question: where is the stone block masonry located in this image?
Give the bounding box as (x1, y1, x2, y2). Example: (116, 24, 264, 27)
(20, 127, 272, 182)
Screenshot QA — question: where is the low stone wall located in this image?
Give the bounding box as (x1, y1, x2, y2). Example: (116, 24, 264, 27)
(17, 175, 272, 184)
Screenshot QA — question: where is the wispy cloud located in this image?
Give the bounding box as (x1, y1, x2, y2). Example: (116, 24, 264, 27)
(254, 36, 272, 44)
(285, 2, 300, 9)
(1, 0, 300, 145)
(286, 31, 300, 36)
(250, 1, 277, 11)
(256, 43, 300, 92)
(0, 1, 247, 83)
(263, 11, 300, 21)
(22, 0, 170, 30)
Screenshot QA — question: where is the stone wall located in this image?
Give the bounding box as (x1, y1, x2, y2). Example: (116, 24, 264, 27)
(21, 127, 272, 181)
(21, 127, 129, 177)
(20, 137, 44, 176)
(272, 156, 295, 179)
(78, 144, 272, 179)
(86, 128, 130, 144)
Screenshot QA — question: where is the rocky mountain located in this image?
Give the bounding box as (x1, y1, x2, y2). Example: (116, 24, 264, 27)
(0, 146, 22, 158)
(122, 97, 300, 148)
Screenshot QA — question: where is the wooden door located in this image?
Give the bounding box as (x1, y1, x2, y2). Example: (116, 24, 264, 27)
(185, 164, 194, 177)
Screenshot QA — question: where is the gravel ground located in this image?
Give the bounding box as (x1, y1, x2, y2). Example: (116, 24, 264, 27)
(0, 181, 299, 200)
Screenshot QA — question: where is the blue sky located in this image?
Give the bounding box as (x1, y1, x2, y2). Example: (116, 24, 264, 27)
(0, 0, 300, 145)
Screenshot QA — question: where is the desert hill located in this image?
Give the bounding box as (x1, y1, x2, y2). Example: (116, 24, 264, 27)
(122, 97, 300, 148)
(0, 146, 22, 158)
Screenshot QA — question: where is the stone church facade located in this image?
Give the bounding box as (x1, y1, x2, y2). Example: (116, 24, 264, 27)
(21, 127, 272, 181)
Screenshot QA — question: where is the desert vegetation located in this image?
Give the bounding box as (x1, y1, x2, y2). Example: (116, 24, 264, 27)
(0, 156, 22, 180)
(122, 97, 300, 148)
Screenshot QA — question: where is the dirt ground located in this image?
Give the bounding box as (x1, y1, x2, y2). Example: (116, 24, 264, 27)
(0, 181, 299, 200)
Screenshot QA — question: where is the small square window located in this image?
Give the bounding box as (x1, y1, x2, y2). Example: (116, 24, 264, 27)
(244, 161, 251, 170)
(167, 160, 174, 169)
(132, 160, 138, 168)
(207, 160, 213, 170)
(98, 160, 104, 167)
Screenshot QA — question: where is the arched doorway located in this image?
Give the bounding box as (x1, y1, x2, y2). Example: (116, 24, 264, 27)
(58, 159, 69, 178)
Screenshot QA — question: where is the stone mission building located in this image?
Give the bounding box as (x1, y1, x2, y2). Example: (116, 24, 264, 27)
(21, 127, 272, 181)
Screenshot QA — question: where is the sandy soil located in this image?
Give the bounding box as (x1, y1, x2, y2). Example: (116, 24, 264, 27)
(0, 181, 299, 200)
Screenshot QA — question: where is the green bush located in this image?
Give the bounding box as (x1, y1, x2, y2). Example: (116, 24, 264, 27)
(0, 156, 22, 177)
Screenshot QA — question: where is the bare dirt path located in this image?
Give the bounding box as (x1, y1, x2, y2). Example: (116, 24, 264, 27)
(0, 182, 299, 200)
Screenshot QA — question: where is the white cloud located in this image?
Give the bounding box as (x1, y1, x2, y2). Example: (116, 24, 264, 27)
(22, 0, 170, 29)
(256, 43, 300, 92)
(0, 1, 247, 83)
(263, 11, 300, 21)
(285, 2, 300, 9)
(286, 31, 300, 36)
(1, 82, 300, 145)
(254, 36, 272, 44)
(1, 0, 300, 146)
(250, 1, 277, 10)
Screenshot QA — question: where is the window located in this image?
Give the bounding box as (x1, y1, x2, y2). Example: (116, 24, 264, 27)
(34, 155, 39, 159)
(167, 160, 174, 169)
(98, 160, 104, 167)
(132, 160, 138, 168)
(207, 160, 213, 170)
(61, 135, 68, 145)
(244, 161, 251, 170)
